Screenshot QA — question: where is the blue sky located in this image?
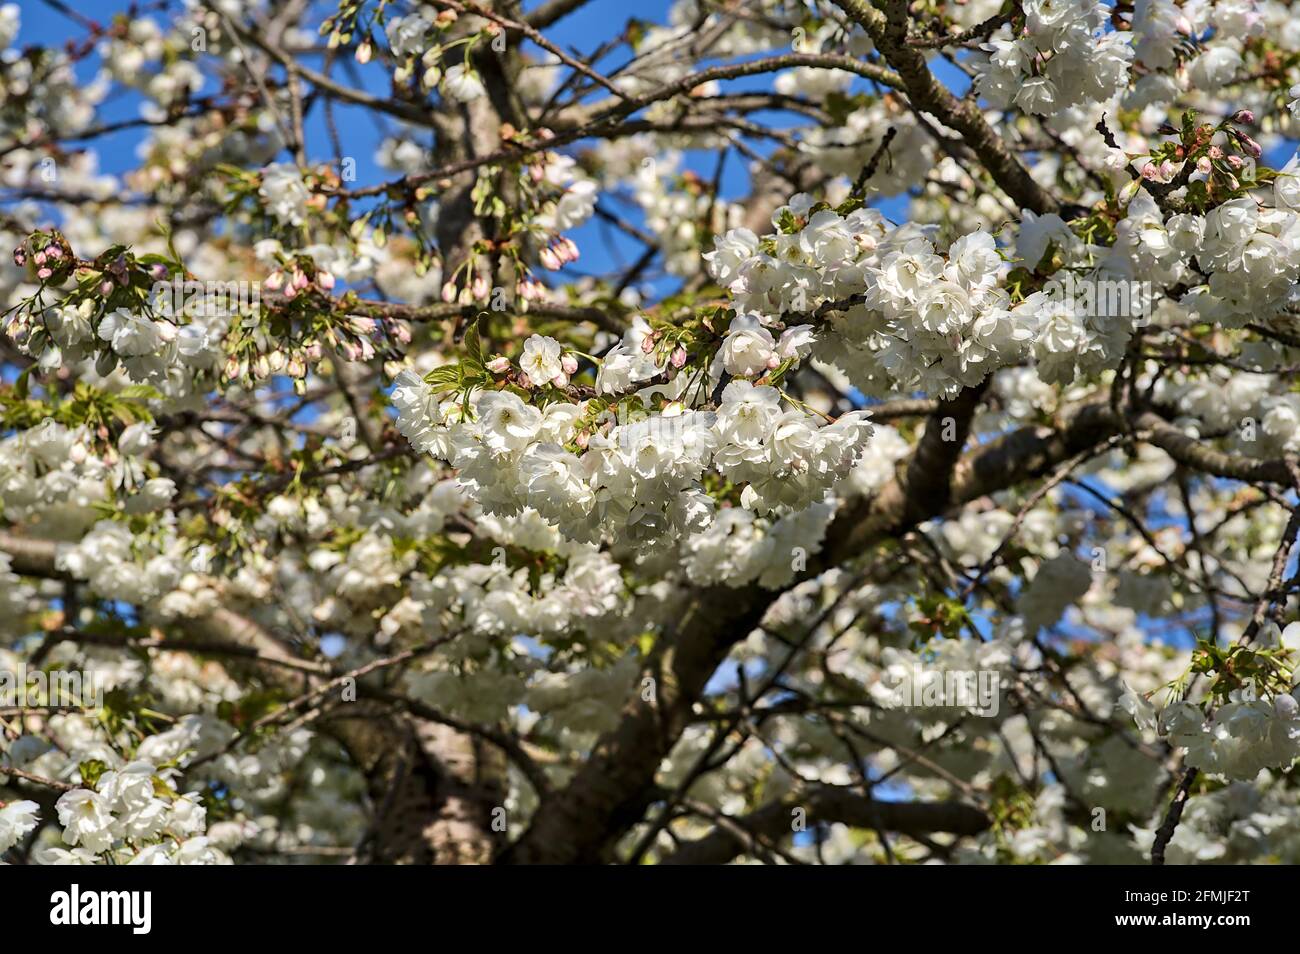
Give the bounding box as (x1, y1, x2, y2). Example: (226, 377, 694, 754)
(13, 0, 922, 296)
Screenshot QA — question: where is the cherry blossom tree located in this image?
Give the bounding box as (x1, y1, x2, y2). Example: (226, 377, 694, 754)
(3, 0, 1300, 866)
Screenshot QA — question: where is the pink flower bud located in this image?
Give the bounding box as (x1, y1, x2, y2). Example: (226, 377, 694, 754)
(440, 280, 458, 302)
(38, 267, 52, 279)
(486, 356, 511, 374)
(670, 346, 687, 368)
(472, 275, 489, 299)
(561, 353, 578, 375)
(317, 270, 336, 290)
(292, 269, 309, 290)
(33, 250, 46, 265)
(539, 246, 561, 270)
(46, 246, 63, 260)
(1233, 109, 1255, 125)
(551, 372, 569, 388)
(284, 283, 298, 300)
(766, 353, 781, 370)
(264, 270, 284, 290)
(518, 372, 534, 389)
(641, 335, 656, 354)
(1197, 156, 1212, 174)
(1241, 136, 1262, 158)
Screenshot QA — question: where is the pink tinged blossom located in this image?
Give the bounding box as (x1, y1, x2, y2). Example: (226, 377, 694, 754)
(486, 356, 511, 374)
(561, 354, 578, 375)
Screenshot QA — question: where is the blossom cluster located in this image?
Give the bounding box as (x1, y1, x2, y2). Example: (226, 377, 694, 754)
(706, 195, 1032, 397)
(392, 325, 872, 544)
(974, 0, 1134, 117)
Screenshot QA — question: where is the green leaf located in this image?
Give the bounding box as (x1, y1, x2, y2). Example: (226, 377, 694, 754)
(78, 759, 108, 789)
